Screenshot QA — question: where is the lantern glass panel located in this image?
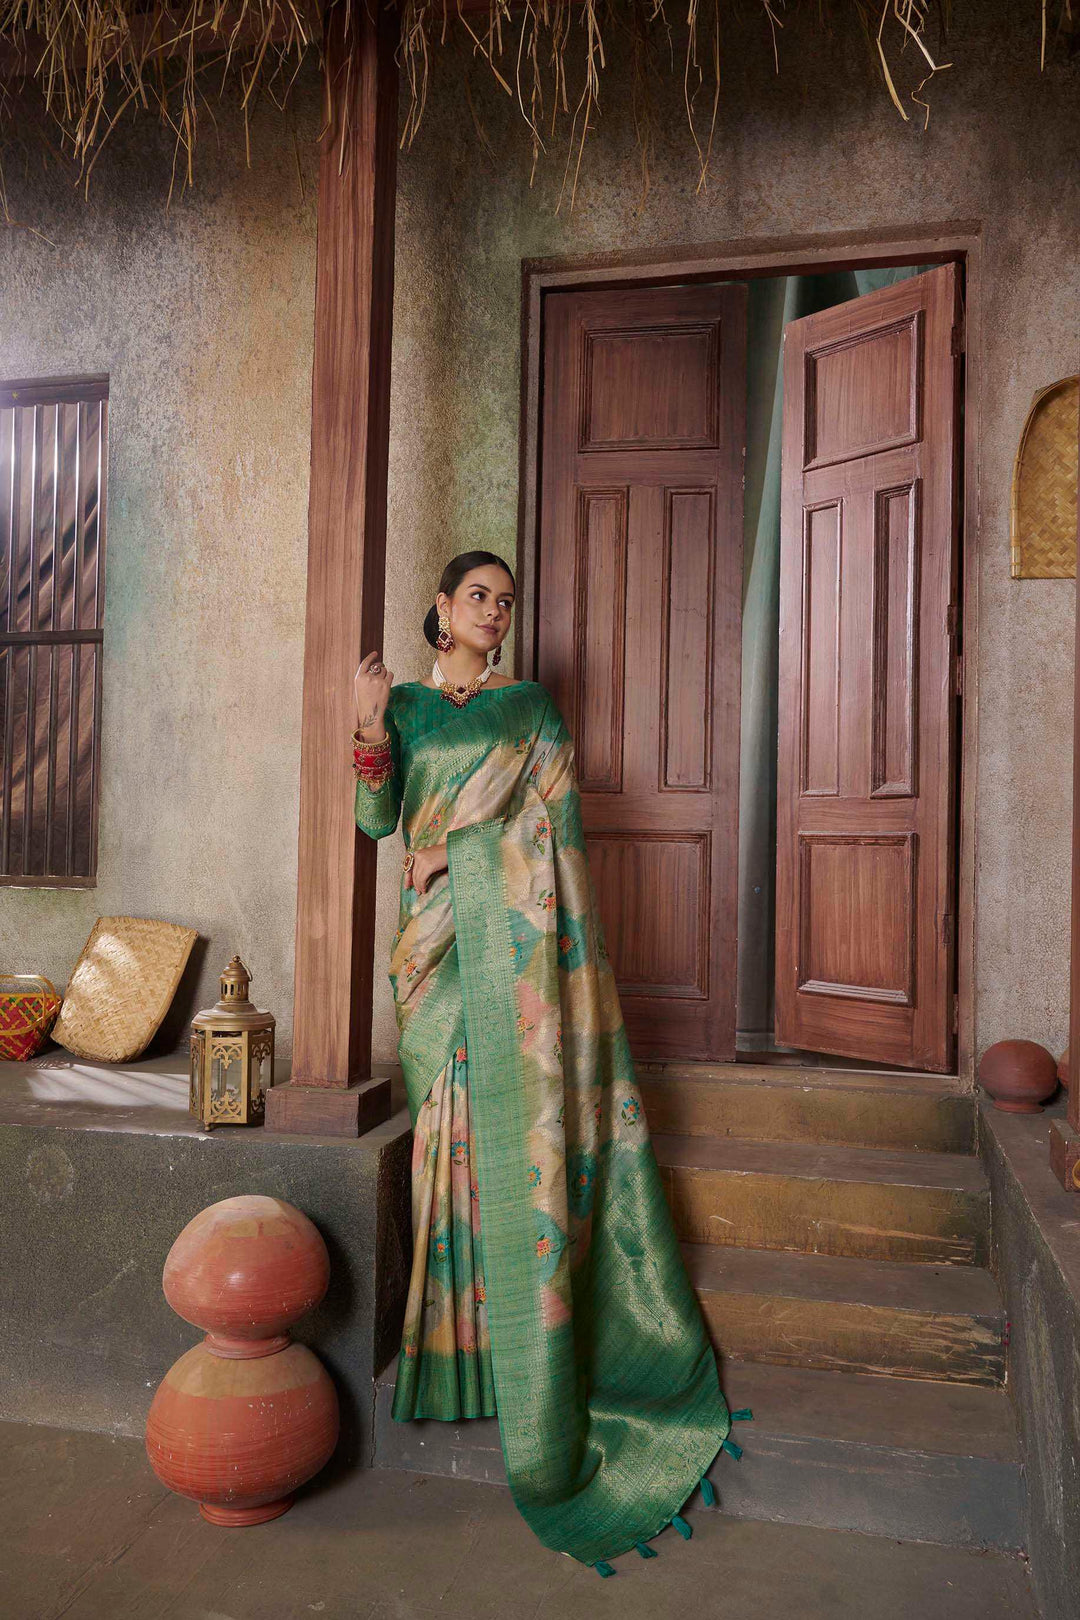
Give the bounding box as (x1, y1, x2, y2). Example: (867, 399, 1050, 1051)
(249, 1030, 273, 1116)
(211, 1035, 245, 1123)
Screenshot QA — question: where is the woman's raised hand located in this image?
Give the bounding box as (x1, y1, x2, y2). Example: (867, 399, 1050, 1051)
(354, 651, 394, 739)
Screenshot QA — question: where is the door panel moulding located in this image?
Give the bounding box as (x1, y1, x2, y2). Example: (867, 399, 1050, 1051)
(519, 223, 981, 1086)
(536, 281, 746, 1062)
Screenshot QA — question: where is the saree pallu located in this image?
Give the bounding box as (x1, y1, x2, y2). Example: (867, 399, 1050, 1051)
(356, 681, 734, 1568)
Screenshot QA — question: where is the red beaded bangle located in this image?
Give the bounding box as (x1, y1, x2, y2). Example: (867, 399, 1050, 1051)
(352, 727, 393, 791)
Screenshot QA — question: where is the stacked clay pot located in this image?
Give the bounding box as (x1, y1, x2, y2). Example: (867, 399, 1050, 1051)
(977, 1040, 1059, 1115)
(146, 1195, 339, 1525)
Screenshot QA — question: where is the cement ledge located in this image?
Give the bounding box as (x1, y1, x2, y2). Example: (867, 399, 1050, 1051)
(978, 1094, 1080, 1620)
(979, 1095, 1080, 1308)
(0, 1049, 407, 1137)
(0, 1052, 413, 1467)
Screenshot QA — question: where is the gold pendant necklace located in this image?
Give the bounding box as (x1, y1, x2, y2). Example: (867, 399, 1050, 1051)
(433, 657, 491, 708)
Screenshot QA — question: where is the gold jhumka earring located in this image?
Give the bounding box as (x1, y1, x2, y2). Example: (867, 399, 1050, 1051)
(436, 611, 455, 653)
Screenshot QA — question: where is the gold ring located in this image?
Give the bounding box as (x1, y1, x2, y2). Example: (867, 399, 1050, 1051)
(402, 850, 415, 873)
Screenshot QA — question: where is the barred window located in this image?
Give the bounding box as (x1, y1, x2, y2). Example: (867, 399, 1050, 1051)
(0, 376, 108, 885)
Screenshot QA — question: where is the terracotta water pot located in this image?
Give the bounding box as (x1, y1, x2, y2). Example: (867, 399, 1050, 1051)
(146, 1194, 338, 1525)
(977, 1039, 1058, 1114)
(146, 1340, 338, 1525)
(163, 1194, 330, 1355)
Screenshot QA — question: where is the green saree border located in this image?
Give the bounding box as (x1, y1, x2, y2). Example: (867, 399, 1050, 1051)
(446, 819, 562, 1464)
(447, 812, 732, 1569)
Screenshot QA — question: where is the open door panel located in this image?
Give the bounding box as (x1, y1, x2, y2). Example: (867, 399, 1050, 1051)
(774, 264, 962, 1072)
(537, 281, 747, 1062)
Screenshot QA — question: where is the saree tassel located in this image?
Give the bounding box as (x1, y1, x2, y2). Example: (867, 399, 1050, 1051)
(670, 1513, 693, 1539)
(729, 1408, 754, 1422)
(635, 1540, 658, 1558)
(722, 1437, 743, 1461)
(699, 1475, 716, 1506)
(593, 1560, 616, 1578)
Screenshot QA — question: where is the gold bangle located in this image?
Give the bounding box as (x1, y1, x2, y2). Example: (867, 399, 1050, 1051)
(402, 849, 415, 874)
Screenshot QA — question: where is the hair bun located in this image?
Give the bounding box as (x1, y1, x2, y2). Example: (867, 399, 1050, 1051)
(422, 603, 440, 648)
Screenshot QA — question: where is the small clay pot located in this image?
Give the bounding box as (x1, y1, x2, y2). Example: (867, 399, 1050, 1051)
(1057, 1047, 1070, 1092)
(978, 1039, 1058, 1114)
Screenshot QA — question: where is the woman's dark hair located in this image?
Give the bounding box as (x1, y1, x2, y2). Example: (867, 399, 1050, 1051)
(423, 551, 516, 647)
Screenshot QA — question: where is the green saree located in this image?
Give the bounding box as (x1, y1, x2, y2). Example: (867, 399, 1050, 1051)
(355, 679, 742, 1570)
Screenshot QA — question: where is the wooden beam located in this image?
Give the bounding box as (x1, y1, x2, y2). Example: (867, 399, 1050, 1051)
(1072, 401, 1080, 1151)
(265, 0, 397, 1136)
(1050, 390, 1080, 1190)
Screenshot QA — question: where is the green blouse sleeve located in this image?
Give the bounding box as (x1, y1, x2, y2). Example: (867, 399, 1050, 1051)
(353, 702, 403, 841)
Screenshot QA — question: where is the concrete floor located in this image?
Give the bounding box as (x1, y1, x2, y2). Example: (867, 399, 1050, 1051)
(2, 1422, 1039, 1620)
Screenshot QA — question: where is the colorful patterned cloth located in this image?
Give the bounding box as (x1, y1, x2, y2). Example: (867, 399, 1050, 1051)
(355, 680, 733, 1567)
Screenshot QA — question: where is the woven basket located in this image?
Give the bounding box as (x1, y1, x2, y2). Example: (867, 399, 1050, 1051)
(0, 974, 63, 1061)
(1011, 375, 1079, 578)
(52, 915, 199, 1064)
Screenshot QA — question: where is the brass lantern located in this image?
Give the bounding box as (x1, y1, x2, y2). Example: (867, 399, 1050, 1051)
(189, 956, 275, 1130)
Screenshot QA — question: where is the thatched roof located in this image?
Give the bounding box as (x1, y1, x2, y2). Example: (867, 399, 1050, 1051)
(0, 0, 1074, 205)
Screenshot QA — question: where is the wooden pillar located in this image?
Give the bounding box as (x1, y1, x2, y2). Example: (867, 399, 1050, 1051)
(1050, 395, 1080, 1189)
(265, 0, 398, 1137)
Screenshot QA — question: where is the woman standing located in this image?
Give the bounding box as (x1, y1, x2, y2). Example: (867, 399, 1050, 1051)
(352, 551, 746, 1575)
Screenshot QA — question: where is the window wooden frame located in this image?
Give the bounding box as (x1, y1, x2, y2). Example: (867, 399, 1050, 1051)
(0, 373, 109, 887)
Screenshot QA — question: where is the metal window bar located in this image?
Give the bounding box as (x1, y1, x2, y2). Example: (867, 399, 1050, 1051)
(0, 377, 108, 886)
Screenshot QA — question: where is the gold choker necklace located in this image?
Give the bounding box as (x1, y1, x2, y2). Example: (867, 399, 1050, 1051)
(433, 657, 492, 708)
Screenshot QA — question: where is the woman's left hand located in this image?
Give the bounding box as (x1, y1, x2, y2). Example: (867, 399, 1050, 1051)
(405, 841, 448, 895)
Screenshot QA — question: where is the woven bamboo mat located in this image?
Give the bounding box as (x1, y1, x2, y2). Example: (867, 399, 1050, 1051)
(52, 915, 198, 1063)
(1011, 375, 1079, 578)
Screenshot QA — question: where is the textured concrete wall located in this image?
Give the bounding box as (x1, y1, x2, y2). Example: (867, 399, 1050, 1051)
(0, 76, 322, 1053)
(376, 0, 1080, 1064)
(0, 1100, 411, 1460)
(1, 1, 1077, 1071)
(981, 1099, 1080, 1620)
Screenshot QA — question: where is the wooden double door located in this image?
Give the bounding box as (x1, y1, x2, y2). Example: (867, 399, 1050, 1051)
(535, 265, 962, 1073)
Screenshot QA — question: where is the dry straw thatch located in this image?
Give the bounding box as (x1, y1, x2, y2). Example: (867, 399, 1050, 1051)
(0, 0, 320, 202)
(0, 0, 1074, 207)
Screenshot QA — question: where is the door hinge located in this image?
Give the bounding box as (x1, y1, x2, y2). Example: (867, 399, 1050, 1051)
(940, 912, 954, 947)
(952, 995, 960, 1035)
(946, 602, 963, 695)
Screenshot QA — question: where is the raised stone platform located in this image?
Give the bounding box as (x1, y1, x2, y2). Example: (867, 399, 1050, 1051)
(1, 1419, 1041, 1620)
(373, 1358, 1023, 1550)
(980, 1096, 1080, 1620)
(0, 1051, 412, 1466)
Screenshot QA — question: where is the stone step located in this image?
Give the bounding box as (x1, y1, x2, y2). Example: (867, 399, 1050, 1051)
(371, 1360, 1022, 1550)
(654, 1134, 989, 1265)
(683, 1241, 1005, 1385)
(638, 1064, 974, 1154)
